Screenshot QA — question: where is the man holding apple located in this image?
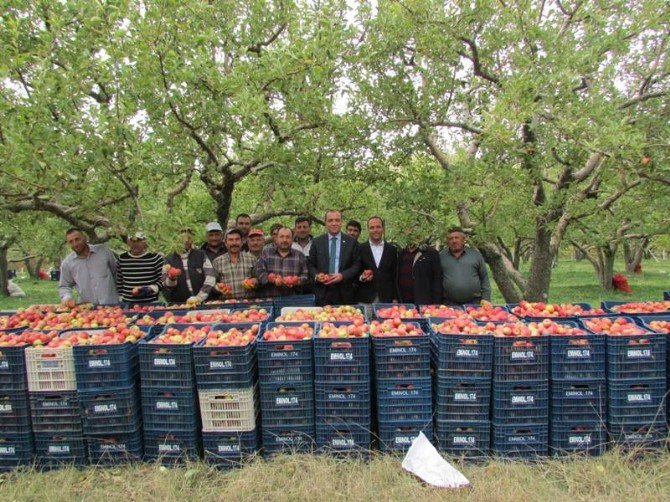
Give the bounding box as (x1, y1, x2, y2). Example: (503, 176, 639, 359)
(163, 228, 216, 304)
(256, 226, 308, 297)
(356, 216, 399, 303)
(212, 228, 258, 299)
(117, 232, 165, 305)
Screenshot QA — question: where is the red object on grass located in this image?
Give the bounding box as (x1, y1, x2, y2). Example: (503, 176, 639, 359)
(38, 270, 49, 280)
(612, 273, 632, 293)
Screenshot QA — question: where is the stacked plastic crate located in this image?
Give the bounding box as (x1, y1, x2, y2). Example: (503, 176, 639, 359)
(314, 319, 371, 455)
(258, 321, 317, 455)
(193, 323, 261, 468)
(583, 315, 667, 449)
(428, 310, 492, 460)
(372, 304, 432, 452)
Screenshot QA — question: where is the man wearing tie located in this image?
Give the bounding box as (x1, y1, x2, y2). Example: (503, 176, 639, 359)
(308, 210, 361, 306)
(356, 216, 399, 303)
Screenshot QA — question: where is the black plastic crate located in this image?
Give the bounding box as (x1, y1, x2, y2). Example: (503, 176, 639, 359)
(0, 432, 33, 472)
(434, 377, 491, 422)
(29, 391, 82, 433)
(139, 339, 196, 389)
(491, 422, 548, 459)
(372, 329, 430, 380)
(260, 381, 315, 427)
(193, 323, 260, 389)
(141, 387, 199, 432)
(0, 390, 31, 434)
(493, 336, 549, 382)
(550, 380, 606, 423)
(430, 320, 494, 379)
(377, 421, 432, 452)
(143, 429, 201, 464)
(257, 323, 315, 384)
(607, 379, 667, 425)
(79, 386, 142, 434)
(314, 381, 371, 425)
(550, 422, 607, 457)
(314, 333, 370, 382)
(492, 381, 549, 424)
(202, 429, 259, 468)
(434, 420, 491, 459)
(608, 422, 667, 449)
(262, 423, 315, 455)
(0, 344, 28, 391)
(550, 333, 606, 381)
(605, 333, 666, 381)
(34, 433, 87, 469)
(376, 377, 431, 421)
(316, 423, 371, 453)
(87, 428, 143, 465)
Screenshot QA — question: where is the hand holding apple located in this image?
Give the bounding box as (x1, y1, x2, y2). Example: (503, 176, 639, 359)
(242, 278, 257, 290)
(166, 266, 182, 280)
(360, 269, 373, 282)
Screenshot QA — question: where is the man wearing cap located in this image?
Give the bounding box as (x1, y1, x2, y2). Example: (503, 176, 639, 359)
(117, 232, 165, 305)
(257, 226, 308, 297)
(201, 221, 227, 262)
(212, 228, 258, 299)
(163, 228, 216, 304)
(247, 229, 265, 259)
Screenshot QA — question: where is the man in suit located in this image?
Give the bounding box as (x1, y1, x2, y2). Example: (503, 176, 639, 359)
(356, 216, 399, 303)
(397, 229, 443, 305)
(308, 210, 361, 306)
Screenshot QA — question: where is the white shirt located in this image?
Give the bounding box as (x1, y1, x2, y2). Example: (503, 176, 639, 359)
(370, 239, 385, 268)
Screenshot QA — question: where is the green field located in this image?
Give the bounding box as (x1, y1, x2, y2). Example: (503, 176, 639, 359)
(1, 260, 668, 501)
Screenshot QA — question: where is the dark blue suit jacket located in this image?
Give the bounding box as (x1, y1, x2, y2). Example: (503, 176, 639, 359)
(308, 232, 361, 305)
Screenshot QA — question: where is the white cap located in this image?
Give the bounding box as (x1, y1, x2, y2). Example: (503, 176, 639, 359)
(205, 221, 223, 233)
(128, 231, 146, 241)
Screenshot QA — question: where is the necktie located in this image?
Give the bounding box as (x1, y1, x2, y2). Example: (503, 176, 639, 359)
(329, 236, 337, 274)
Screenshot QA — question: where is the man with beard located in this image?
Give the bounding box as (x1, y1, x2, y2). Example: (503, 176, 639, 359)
(212, 228, 258, 299)
(163, 228, 216, 305)
(256, 226, 308, 297)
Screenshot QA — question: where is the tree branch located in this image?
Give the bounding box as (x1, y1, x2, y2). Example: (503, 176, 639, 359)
(458, 37, 501, 87)
(619, 91, 668, 110)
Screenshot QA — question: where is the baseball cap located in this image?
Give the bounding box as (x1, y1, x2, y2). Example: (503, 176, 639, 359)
(128, 231, 146, 241)
(205, 221, 223, 233)
(248, 229, 264, 237)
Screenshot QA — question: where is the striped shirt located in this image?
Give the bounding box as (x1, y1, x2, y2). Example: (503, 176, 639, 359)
(212, 252, 257, 299)
(117, 251, 165, 303)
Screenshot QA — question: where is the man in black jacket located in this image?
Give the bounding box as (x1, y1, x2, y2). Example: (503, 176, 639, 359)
(163, 228, 216, 304)
(397, 231, 443, 305)
(308, 210, 361, 306)
(356, 216, 399, 303)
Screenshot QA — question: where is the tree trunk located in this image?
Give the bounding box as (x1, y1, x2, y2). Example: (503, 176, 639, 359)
(24, 256, 44, 279)
(478, 243, 523, 303)
(215, 180, 235, 230)
(523, 225, 554, 301)
(624, 237, 649, 274)
(0, 245, 9, 297)
(595, 245, 617, 290)
(572, 245, 586, 261)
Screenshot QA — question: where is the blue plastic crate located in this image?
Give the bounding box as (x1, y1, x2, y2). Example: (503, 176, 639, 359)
(493, 336, 549, 382)
(34, 433, 87, 469)
(262, 423, 315, 455)
(0, 390, 31, 434)
(0, 341, 29, 391)
(87, 428, 143, 465)
(372, 303, 419, 320)
(372, 328, 430, 380)
(607, 379, 666, 425)
(430, 318, 494, 380)
(492, 381, 549, 424)
(608, 422, 667, 449)
(193, 323, 261, 390)
(550, 332, 605, 381)
(605, 332, 666, 381)
(257, 322, 316, 384)
(272, 295, 316, 312)
(315, 381, 371, 425)
(0, 432, 33, 472)
(506, 302, 598, 321)
(138, 332, 198, 389)
(376, 379, 432, 423)
(434, 420, 490, 459)
(29, 391, 82, 433)
(314, 331, 370, 382)
(143, 429, 201, 464)
(634, 315, 670, 332)
(550, 380, 606, 423)
(434, 377, 491, 422)
(601, 300, 670, 315)
(316, 423, 371, 453)
(377, 421, 432, 452)
(260, 381, 315, 427)
(491, 422, 548, 459)
(141, 387, 199, 432)
(550, 422, 607, 457)
(79, 386, 142, 434)
(202, 428, 259, 468)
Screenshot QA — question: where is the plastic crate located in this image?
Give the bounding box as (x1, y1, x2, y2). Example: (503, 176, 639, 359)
(316, 423, 371, 453)
(314, 381, 371, 425)
(550, 380, 606, 423)
(0, 343, 29, 391)
(272, 295, 316, 311)
(29, 391, 82, 433)
(550, 333, 606, 381)
(608, 422, 667, 449)
(193, 323, 261, 390)
(142, 387, 199, 432)
(434, 420, 491, 459)
(79, 386, 142, 434)
(635, 315, 670, 332)
(430, 319, 494, 379)
(202, 429, 259, 468)
(377, 422, 432, 452)
(143, 429, 200, 464)
(492, 381, 549, 424)
(376, 377, 431, 423)
(199, 387, 257, 432)
(605, 333, 666, 380)
(607, 379, 667, 425)
(507, 302, 598, 321)
(260, 381, 315, 427)
(0, 432, 34, 472)
(372, 303, 420, 320)
(433, 377, 491, 422)
(372, 328, 430, 380)
(138, 336, 196, 389)
(493, 336, 549, 382)
(34, 433, 87, 469)
(419, 304, 465, 318)
(601, 300, 670, 315)
(0, 390, 31, 434)
(491, 423, 548, 459)
(87, 428, 143, 465)
(257, 322, 315, 384)
(262, 424, 315, 455)
(25, 345, 77, 392)
(314, 333, 370, 382)
(550, 422, 607, 457)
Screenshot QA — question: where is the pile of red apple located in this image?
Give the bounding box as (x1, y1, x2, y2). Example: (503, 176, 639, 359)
(276, 306, 365, 322)
(375, 305, 421, 319)
(432, 318, 493, 335)
(150, 325, 210, 344)
(124, 303, 161, 313)
(511, 301, 604, 318)
(267, 273, 302, 287)
(262, 323, 314, 341)
(491, 322, 539, 337)
(42, 325, 149, 348)
(647, 320, 670, 334)
(0, 330, 59, 347)
(525, 319, 587, 336)
(215, 283, 233, 296)
(369, 319, 424, 337)
(582, 317, 648, 335)
(465, 305, 519, 322)
(318, 321, 369, 338)
(201, 324, 260, 347)
(610, 301, 670, 314)
(137, 307, 270, 325)
(420, 305, 467, 318)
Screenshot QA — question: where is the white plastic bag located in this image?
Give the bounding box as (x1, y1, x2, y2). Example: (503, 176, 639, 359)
(401, 432, 471, 489)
